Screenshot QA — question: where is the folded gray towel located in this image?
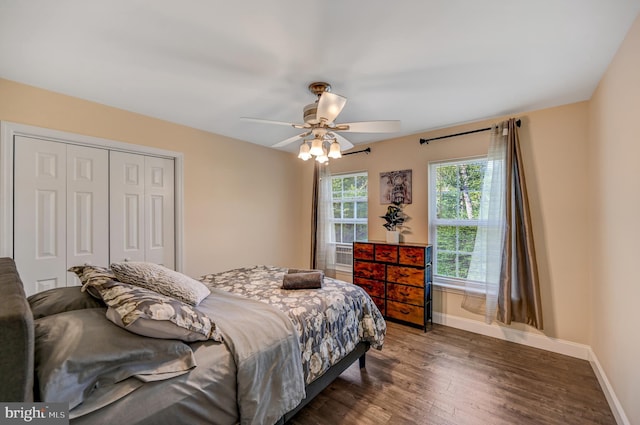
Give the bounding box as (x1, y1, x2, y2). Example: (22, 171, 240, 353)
(287, 268, 324, 275)
(282, 271, 324, 290)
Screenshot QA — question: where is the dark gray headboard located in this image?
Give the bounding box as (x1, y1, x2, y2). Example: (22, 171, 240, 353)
(0, 257, 34, 401)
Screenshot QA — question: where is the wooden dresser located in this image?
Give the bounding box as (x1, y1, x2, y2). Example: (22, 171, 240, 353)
(353, 241, 432, 331)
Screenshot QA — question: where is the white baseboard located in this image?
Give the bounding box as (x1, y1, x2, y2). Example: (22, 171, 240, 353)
(432, 312, 628, 424)
(433, 312, 591, 359)
(588, 349, 630, 425)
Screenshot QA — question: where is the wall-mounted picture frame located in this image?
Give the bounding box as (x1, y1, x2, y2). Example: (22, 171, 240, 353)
(380, 169, 412, 204)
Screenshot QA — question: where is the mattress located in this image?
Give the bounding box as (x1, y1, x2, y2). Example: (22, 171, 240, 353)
(200, 265, 387, 384)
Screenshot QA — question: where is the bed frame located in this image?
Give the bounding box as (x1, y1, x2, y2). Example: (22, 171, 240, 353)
(277, 341, 368, 424)
(0, 257, 369, 423)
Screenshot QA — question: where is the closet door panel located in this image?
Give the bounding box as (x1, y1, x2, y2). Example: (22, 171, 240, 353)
(145, 156, 175, 268)
(66, 145, 109, 285)
(14, 136, 67, 296)
(110, 151, 145, 263)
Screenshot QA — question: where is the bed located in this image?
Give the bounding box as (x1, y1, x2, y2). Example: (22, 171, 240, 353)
(0, 258, 386, 425)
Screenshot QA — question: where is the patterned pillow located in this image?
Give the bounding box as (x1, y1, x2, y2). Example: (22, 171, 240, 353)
(68, 265, 118, 299)
(89, 279, 222, 342)
(110, 262, 210, 306)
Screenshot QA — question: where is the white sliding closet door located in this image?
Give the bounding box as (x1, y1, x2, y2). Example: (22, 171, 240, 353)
(110, 152, 175, 267)
(110, 151, 146, 263)
(66, 144, 109, 285)
(14, 136, 67, 295)
(7, 124, 181, 296)
(145, 156, 175, 269)
(14, 137, 110, 294)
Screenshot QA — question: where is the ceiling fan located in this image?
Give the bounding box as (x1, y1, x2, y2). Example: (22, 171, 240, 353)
(241, 82, 400, 162)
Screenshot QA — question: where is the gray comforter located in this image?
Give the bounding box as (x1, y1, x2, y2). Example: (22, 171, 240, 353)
(203, 288, 305, 424)
(200, 265, 387, 384)
(71, 288, 305, 425)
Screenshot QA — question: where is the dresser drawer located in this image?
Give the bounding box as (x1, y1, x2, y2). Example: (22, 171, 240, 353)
(375, 244, 398, 263)
(387, 300, 424, 326)
(353, 242, 374, 260)
(387, 282, 424, 306)
(386, 265, 424, 287)
(354, 277, 385, 299)
(399, 246, 425, 266)
(353, 260, 385, 281)
(353, 241, 432, 331)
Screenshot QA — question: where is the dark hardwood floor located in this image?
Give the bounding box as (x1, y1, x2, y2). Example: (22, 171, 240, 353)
(289, 322, 615, 425)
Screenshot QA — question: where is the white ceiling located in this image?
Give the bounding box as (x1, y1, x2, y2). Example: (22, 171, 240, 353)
(1, 1, 639, 152)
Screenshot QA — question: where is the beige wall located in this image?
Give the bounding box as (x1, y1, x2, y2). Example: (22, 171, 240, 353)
(0, 78, 309, 277)
(588, 14, 640, 425)
(313, 101, 592, 344)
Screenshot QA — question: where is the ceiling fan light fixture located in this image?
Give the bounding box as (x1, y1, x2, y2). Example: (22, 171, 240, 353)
(328, 140, 342, 159)
(317, 92, 347, 124)
(316, 150, 329, 164)
(298, 141, 311, 160)
(309, 137, 324, 156)
(243, 81, 395, 161)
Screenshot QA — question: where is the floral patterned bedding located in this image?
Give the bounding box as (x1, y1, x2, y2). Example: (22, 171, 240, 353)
(199, 265, 386, 384)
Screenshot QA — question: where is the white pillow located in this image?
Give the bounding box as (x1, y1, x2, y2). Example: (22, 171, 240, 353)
(111, 262, 210, 306)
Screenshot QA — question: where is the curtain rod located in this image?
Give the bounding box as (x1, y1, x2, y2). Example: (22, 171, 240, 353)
(342, 147, 371, 156)
(419, 119, 521, 145)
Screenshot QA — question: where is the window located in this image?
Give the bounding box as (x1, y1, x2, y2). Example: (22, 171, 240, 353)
(331, 172, 368, 268)
(429, 158, 486, 288)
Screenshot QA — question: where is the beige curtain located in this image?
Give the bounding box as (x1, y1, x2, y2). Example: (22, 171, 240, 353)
(463, 118, 543, 329)
(499, 118, 543, 328)
(463, 122, 508, 322)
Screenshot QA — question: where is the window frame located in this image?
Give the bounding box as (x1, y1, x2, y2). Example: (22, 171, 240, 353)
(330, 171, 368, 271)
(428, 156, 487, 292)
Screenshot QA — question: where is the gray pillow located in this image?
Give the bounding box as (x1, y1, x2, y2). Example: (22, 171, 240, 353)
(34, 309, 196, 410)
(90, 279, 222, 342)
(110, 262, 210, 306)
(28, 286, 105, 319)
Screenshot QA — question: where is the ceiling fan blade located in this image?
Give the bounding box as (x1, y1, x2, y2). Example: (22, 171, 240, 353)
(336, 120, 401, 133)
(271, 132, 311, 148)
(331, 133, 354, 151)
(317, 92, 347, 124)
(241, 117, 306, 128)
